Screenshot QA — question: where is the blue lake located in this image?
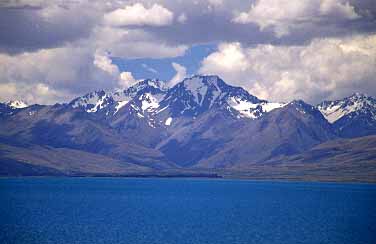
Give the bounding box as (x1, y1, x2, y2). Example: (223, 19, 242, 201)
(1, 178, 375, 244)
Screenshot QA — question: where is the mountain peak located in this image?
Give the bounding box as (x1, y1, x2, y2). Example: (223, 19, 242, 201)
(160, 74, 285, 119)
(182, 75, 225, 88)
(124, 79, 168, 97)
(6, 100, 28, 109)
(317, 93, 376, 124)
(69, 90, 114, 113)
(349, 92, 368, 99)
(69, 79, 168, 114)
(188, 74, 223, 84)
(133, 79, 167, 91)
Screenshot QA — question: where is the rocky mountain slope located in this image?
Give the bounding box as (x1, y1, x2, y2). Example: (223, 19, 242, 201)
(317, 93, 376, 138)
(1, 75, 376, 181)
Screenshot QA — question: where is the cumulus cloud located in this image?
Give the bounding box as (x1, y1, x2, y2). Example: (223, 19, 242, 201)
(0, 0, 99, 54)
(233, 0, 360, 37)
(0, 44, 122, 104)
(118, 71, 137, 89)
(0, 82, 72, 105)
(93, 51, 138, 89)
(93, 51, 119, 75)
(200, 34, 376, 103)
(104, 3, 174, 27)
(0, 44, 143, 104)
(200, 43, 248, 74)
(0, 1, 189, 104)
(92, 26, 188, 59)
(169, 62, 187, 86)
(0, 0, 375, 104)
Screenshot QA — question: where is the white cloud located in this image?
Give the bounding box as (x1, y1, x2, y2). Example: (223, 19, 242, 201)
(1, 0, 375, 105)
(233, 0, 360, 37)
(200, 34, 376, 103)
(0, 82, 72, 105)
(0, 46, 91, 90)
(93, 51, 119, 75)
(320, 0, 359, 18)
(169, 62, 187, 86)
(93, 51, 140, 89)
(0, 11, 188, 104)
(118, 71, 137, 89)
(0, 45, 121, 104)
(0, 44, 144, 103)
(104, 3, 174, 27)
(200, 42, 248, 74)
(92, 27, 188, 59)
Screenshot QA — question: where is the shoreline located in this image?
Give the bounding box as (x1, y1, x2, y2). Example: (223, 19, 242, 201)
(1, 174, 375, 184)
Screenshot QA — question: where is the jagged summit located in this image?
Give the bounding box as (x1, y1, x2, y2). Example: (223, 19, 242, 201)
(67, 75, 285, 120)
(0, 100, 29, 117)
(3, 75, 374, 134)
(69, 78, 167, 114)
(317, 92, 376, 138)
(1, 76, 376, 176)
(69, 90, 114, 113)
(6, 100, 28, 109)
(124, 79, 168, 97)
(317, 93, 376, 123)
(161, 75, 284, 118)
(349, 92, 368, 98)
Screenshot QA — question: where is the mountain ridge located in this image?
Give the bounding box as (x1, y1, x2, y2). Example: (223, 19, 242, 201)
(1, 75, 376, 181)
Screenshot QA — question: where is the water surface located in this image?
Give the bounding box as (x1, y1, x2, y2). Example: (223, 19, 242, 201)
(1, 178, 375, 244)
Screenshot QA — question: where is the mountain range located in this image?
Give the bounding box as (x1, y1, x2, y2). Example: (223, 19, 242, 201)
(1, 75, 375, 182)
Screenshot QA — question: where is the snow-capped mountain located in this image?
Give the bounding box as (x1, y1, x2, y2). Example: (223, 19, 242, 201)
(69, 75, 286, 129)
(69, 79, 167, 116)
(0, 100, 28, 117)
(317, 93, 376, 137)
(317, 93, 376, 123)
(116, 75, 288, 136)
(161, 75, 285, 119)
(1, 75, 375, 176)
(123, 79, 167, 97)
(70, 90, 117, 113)
(6, 100, 28, 109)
(113, 75, 285, 126)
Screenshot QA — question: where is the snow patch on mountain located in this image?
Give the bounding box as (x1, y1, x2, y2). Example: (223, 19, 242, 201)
(228, 97, 259, 118)
(88, 95, 108, 113)
(70, 79, 167, 114)
(165, 117, 172, 126)
(317, 93, 376, 123)
(156, 105, 169, 114)
(7, 100, 28, 109)
(184, 76, 208, 105)
(115, 100, 130, 114)
(318, 104, 345, 123)
(262, 102, 286, 112)
(70, 91, 108, 113)
(140, 93, 163, 112)
(228, 96, 285, 119)
(126, 79, 168, 97)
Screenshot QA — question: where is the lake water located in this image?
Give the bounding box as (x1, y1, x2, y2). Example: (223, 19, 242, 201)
(0, 178, 375, 244)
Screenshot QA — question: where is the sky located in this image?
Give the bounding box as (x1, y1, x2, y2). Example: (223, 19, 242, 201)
(0, 0, 376, 105)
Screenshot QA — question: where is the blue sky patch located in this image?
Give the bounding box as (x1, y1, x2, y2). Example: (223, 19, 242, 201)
(112, 44, 217, 81)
